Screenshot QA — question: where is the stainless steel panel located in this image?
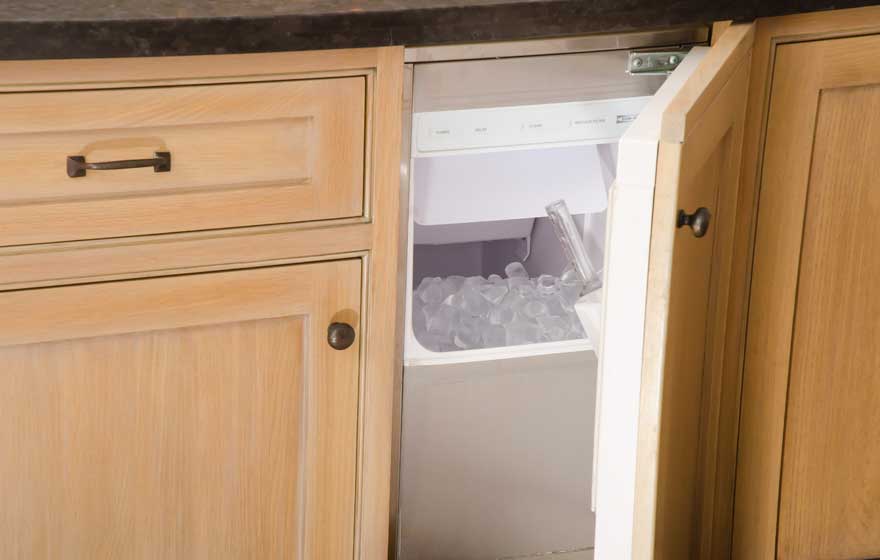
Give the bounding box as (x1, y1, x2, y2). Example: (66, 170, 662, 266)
(404, 26, 709, 63)
(390, 62, 415, 556)
(398, 351, 598, 560)
(412, 49, 667, 113)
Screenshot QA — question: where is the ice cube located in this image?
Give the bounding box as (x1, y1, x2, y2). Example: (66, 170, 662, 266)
(512, 280, 538, 299)
(417, 277, 446, 304)
(500, 290, 525, 310)
(479, 282, 509, 305)
(453, 316, 486, 350)
(521, 298, 549, 320)
(423, 303, 458, 336)
(413, 269, 587, 351)
(482, 324, 507, 348)
(441, 275, 466, 298)
(543, 294, 568, 318)
(506, 320, 542, 345)
(504, 261, 529, 279)
(536, 274, 559, 296)
(507, 275, 531, 293)
(412, 298, 427, 336)
(417, 332, 454, 352)
(538, 315, 570, 342)
(455, 284, 490, 317)
(488, 304, 516, 326)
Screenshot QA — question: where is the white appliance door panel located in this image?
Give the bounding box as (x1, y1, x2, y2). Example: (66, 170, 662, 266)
(590, 47, 708, 560)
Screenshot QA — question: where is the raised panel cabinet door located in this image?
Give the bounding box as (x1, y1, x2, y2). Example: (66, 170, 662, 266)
(735, 33, 880, 560)
(631, 24, 753, 560)
(0, 259, 362, 560)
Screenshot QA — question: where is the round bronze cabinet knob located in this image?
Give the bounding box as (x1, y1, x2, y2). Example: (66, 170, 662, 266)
(676, 207, 712, 238)
(327, 322, 356, 351)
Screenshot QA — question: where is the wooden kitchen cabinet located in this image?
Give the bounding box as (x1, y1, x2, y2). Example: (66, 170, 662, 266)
(2, 5, 880, 560)
(0, 46, 403, 560)
(732, 8, 880, 560)
(598, 7, 880, 559)
(612, 8, 880, 559)
(0, 260, 362, 559)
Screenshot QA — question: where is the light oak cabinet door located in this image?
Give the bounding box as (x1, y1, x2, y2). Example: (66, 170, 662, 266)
(735, 30, 880, 560)
(603, 23, 754, 560)
(640, 27, 753, 560)
(0, 259, 362, 559)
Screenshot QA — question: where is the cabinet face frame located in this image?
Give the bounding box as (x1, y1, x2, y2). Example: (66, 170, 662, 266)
(732, 6, 880, 559)
(0, 46, 404, 560)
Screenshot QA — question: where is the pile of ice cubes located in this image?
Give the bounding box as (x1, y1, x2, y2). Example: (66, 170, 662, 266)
(412, 261, 587, 352)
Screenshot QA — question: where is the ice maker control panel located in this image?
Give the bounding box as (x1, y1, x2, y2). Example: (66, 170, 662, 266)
(415, 96, 651, 154)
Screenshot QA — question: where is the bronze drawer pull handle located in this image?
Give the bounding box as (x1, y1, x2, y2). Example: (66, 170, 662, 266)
(67, 151, 171, 178)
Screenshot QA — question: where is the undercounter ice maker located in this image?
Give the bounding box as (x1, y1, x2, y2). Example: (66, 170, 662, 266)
(396, 31, 706, 560)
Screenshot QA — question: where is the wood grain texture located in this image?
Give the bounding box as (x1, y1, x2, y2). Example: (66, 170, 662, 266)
(776, 81, 880, 560)
(734, 25, 880, 559)
(711, 21, 732, 45)
(634, 23, 753, 560)
(0, 220, 371, 290)
(733, 12, 880, 558)
(660, 24, 754, 143)
(733, 38, 823, 560)
(0, 48, 382, 92)
(0, 259, 362, 559)
(1, 318, 305, 559)
(0, 44, 405, 560)
(0, 75, 366, 246)
(357, 45, 404, 560)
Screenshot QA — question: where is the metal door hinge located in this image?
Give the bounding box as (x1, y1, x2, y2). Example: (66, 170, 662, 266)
(627, 49, 690, 75)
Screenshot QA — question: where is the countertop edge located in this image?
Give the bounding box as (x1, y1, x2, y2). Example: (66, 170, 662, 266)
(1, 1, 878, 61)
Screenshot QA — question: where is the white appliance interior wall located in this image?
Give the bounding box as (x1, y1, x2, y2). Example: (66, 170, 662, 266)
(410, 140, 619, 290)
(412, 217, 575, 285)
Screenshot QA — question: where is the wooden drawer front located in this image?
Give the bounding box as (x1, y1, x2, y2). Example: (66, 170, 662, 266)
(0, 76, 366, 246)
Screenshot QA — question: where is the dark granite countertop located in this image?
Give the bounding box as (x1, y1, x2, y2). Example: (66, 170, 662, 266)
(1, 0, 878, 60)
